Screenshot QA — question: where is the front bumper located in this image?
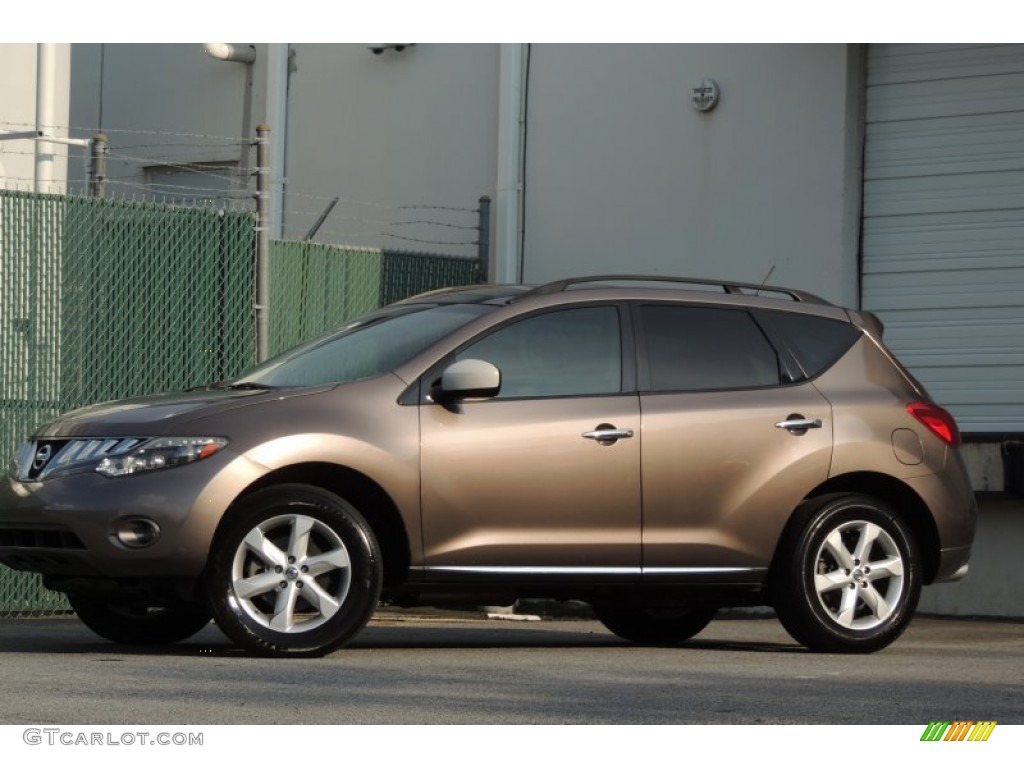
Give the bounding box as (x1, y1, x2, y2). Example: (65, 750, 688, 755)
(0, 449, 264, 580)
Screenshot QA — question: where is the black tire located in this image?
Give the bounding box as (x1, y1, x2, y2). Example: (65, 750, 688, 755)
(771, 494, 921, 653)
(204, 484, 382, 656)
(593, 603, 717, 645)
(68, 595, 211, 645)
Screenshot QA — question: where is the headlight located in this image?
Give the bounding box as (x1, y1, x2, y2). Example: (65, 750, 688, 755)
(95, 437, 228, 478)
(8, 441, 35, 479)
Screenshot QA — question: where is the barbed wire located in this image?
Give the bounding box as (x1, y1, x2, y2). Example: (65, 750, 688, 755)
(0, 120, 248, 145)
(397, 204, 480, 213)
(0, 183, 478, 250)
(3, 118, 485, 251)
(384, 233, 479, 247)
(106, 152, 242, 180)
(276, 186, 480, 214)
(0, 176, 480, 237)
(0, 182, 254, 212)
(3, 142, 482, 217)
(282, 208, 478, 230)
(0, 147, 75, 159)
(302, 222, 479, 249)
(110, 179, 253, 199)
(103, 141, 245, 153)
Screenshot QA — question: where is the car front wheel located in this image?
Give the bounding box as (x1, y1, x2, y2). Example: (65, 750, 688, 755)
(205, 484, 382, 656)
(772, 494, 921, 653)
(68, 595, 211, 645)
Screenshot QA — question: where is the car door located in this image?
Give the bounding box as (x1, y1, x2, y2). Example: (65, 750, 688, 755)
(634, 304, 834, 577)
(419, 305, 642, 573)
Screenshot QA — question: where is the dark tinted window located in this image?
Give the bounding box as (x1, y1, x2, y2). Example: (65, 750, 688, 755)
(638, 305, 780, 392)
(237, 304, 493, 387)
(457, 306, 621, 398)
(754, 309, 861, 379)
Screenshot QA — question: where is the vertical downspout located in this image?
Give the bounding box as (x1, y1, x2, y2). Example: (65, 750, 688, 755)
(266, 44, 289, 239)
(495, 44, 526, 283)
(849, 44, 869, 311)
(35, 43, 57, 192)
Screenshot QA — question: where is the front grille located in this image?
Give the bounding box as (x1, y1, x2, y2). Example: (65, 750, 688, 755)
(0, 528, 86, 550)
(14, 437, 145, 481)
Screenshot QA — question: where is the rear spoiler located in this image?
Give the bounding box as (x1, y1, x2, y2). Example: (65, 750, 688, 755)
(845, 309, 885, 339)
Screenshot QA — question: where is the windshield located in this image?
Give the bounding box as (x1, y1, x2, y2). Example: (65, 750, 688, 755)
(233, 303, 494, 388)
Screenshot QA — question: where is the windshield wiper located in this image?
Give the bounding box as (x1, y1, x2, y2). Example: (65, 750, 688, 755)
(215, 381, 277, 391)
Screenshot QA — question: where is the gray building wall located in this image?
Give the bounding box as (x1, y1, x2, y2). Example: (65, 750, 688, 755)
(67, 43, 864, 303)
(69, 44, 252, 200)
(281, 44, 498, 252)
(0, 43, 72, 192)
(521, 44, 864, 307)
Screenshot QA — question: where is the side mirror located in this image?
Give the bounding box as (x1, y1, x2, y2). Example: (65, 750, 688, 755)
(435, 359, 501, 401)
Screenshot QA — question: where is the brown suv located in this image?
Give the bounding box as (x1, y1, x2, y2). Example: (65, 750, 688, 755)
(1, 276, 975, 655)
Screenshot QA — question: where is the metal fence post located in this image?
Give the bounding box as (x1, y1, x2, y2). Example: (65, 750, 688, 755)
(477, 195, 491, 283)
(88, 133, 108, 198)
(255, 124, 271, 362)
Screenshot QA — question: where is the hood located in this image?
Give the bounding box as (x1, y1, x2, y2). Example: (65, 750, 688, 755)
(33, 386, 333, 438)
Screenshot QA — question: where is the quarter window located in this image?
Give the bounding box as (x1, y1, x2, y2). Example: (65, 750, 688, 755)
(638, 305, 780, 392)
(753, 309, 861, 379)
(456, 307, 621, 399)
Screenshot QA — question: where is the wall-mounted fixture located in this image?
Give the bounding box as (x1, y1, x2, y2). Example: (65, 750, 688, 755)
(203, 43, 256, 64)
(691, 79, 720, 112)
(368, 44, 415, 55)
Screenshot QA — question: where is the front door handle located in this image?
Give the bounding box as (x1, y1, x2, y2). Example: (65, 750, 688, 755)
(775, 415, 823, 435)
(582, 424, 634, 445)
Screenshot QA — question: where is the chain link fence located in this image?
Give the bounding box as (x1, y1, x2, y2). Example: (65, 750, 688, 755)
(1, 190, 482, 615)
(0, 190, 255, 615)
(270, 240, 481, 355)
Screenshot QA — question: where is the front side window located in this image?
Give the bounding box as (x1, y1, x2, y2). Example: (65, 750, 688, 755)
(456, 306, 622, 399)
(637, 305, 780, 392)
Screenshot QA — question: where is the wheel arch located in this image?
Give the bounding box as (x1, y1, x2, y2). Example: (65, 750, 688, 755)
(212, 462, 412, 589)
(772, 472, 941, 584)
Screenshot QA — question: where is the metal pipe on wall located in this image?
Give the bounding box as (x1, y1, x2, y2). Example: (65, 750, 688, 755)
(266, 44, 289, 239)
(495, 44, 526, 284)
(203, 44, 257, 195)
(35, 43, 57, 192)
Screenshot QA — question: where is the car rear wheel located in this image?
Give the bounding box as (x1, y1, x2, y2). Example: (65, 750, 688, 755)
(205, 484, 382, 656)
(68, 595, 211, 645)
(593, 603, 718, 644)
(772, 494, 921, 653)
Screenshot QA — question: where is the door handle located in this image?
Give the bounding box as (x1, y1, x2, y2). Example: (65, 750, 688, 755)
(775, 415, 823, 435)
(582, 424, 634, 445)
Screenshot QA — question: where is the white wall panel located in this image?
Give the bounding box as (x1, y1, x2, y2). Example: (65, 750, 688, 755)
(863, 44, 1024, 433)
(519, 44, 864, 306)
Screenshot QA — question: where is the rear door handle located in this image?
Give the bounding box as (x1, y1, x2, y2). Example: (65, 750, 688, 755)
(775, 415, 823, 434)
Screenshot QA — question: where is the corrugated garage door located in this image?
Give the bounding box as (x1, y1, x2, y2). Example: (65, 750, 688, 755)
(862, 44, 1024, 433)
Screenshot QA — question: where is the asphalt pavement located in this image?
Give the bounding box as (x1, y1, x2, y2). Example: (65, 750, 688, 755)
(0, 610, 1020, 724)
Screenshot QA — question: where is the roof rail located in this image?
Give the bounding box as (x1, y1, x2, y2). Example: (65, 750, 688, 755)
(517, 274, 831, 305)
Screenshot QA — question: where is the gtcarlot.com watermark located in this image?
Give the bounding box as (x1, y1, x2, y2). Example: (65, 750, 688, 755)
(23, 728, 203, 747)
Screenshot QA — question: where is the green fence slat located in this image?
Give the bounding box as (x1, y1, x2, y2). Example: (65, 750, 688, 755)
(1, 189, 481, 615)
(0, 190, 256, 614)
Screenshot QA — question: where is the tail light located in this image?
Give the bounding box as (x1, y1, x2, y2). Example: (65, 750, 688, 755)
(906, 402, 961, 448)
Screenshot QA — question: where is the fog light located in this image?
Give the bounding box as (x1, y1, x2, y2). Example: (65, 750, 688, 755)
(114, 518, 161, 549)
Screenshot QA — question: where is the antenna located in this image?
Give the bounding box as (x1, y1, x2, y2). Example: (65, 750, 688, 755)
(756, 265, 776, 296)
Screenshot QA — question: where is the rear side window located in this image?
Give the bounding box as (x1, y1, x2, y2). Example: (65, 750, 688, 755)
(636, 305, 780, 392)
(754, 309, 861, 379)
